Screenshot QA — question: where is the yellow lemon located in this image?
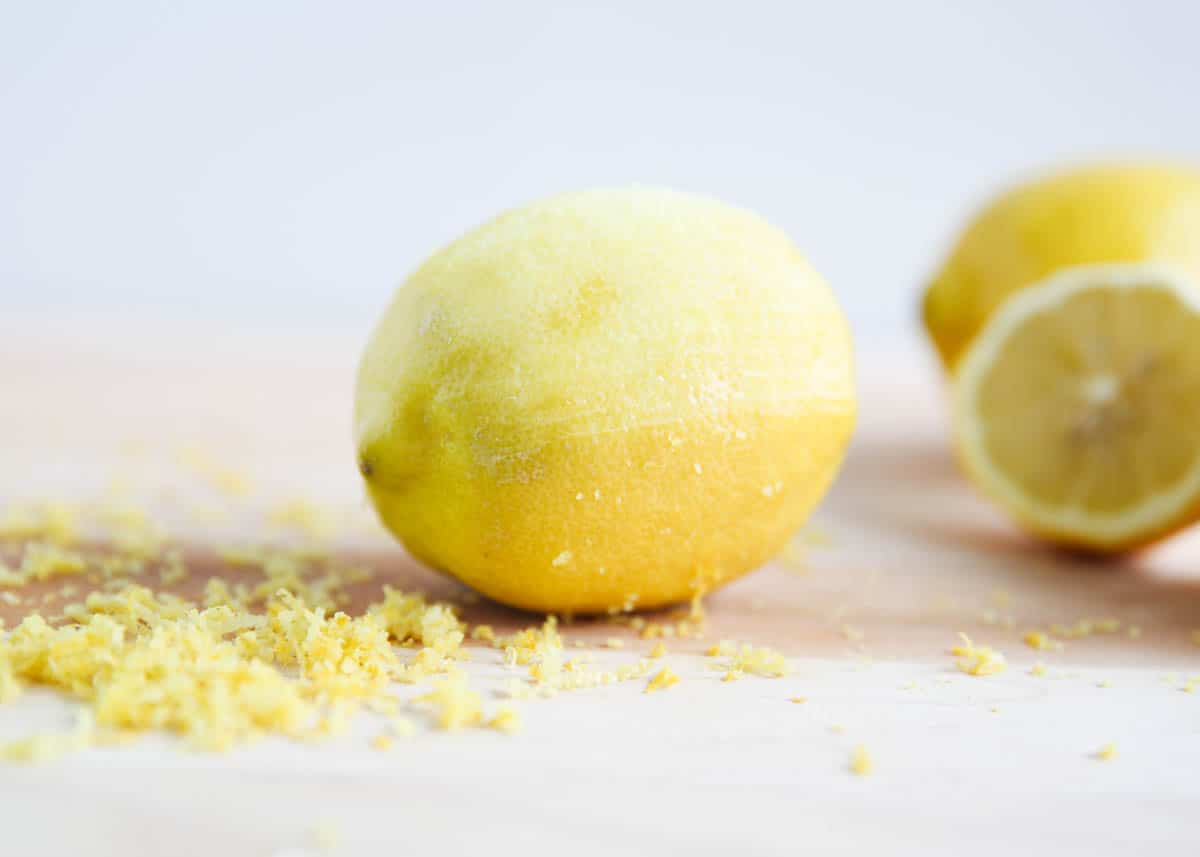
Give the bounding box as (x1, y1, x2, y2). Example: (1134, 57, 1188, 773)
(356, 188, 855, 612)
(923, 164, 1200, 369)
(925, 163, 1200, 550)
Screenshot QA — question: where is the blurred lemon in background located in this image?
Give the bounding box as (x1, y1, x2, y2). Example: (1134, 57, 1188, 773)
(356, 189, 856, 612)
(924, 164, 1200, 369)
(924, 164, 1200, 550)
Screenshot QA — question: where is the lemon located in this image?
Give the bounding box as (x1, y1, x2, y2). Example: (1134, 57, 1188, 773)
(923, 163, 1200, 550)
(355, 188, 855, 612)
(923, 164, 1200, 369)
(954, 265, 1200, 550)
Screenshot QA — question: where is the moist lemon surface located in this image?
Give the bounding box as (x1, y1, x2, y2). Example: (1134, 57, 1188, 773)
(954, 265, 1200, 550)
(355, 188, 855, 612)
(924, 164, 1200, 369)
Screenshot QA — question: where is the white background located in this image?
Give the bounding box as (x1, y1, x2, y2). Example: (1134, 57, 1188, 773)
(2, 1, 1198, 341)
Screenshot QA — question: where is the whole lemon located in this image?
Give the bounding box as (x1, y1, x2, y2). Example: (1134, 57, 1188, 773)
(923, 163, 1200, 369)
(356, 188, 855, 613)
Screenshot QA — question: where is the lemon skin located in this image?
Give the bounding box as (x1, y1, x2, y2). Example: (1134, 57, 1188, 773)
(355, 188, 855, 613)
(923, 163, 1200, 369)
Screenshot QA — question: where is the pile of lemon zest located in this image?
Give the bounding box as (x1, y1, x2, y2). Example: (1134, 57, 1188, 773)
(645, 667, 680, 693)
(951, 633, 1006, 676)
(3, 584, 414, 751)
(369, 586, 465, 655)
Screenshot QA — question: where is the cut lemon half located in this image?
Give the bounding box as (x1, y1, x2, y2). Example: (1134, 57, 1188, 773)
(953, 263, 1200, 551)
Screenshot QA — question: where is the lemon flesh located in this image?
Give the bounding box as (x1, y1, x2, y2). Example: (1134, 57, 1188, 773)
(355, 188, 856, 613)
(924, 164, 1200, 369)
(954, 265, 1200, 550)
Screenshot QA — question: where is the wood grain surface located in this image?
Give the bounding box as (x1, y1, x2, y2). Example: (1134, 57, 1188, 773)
(1, 317, 1198, 856)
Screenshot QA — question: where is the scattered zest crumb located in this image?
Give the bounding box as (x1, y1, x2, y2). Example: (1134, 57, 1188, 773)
(487, 706, 522, 734)
(412, 673, 482, 731)
(789, 696, 807, 704)
(1022, 630, 1058, 651)
(470, 624, 495, 643)
(645, 667, 680, 694)
(1095, 742, 1118, 762)
(1030, 662, 1048, 677)
(707, 639, 790, 678)
(951, 633, 1006, 676)
(849, 744, 872, 776)
(649, 642, 666, 659)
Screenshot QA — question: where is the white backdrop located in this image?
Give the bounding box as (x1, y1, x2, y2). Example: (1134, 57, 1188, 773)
(2, 1, 1197, 341)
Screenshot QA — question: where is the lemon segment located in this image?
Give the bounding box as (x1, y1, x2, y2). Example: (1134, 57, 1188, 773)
(954, 264, 1200, 549)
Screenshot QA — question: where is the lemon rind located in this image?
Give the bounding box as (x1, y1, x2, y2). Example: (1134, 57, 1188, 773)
(953, 261, 1200, 547)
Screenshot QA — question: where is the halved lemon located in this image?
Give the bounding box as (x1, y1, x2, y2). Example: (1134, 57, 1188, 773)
(953, 263, 1200, 551)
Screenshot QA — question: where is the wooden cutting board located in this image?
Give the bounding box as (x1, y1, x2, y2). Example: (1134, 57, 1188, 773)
(1, 317, 1198, 857)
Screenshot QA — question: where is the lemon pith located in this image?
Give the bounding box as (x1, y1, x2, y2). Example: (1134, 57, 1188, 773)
(356, 188, 856, 612)
(954, 264, 1200, 549)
